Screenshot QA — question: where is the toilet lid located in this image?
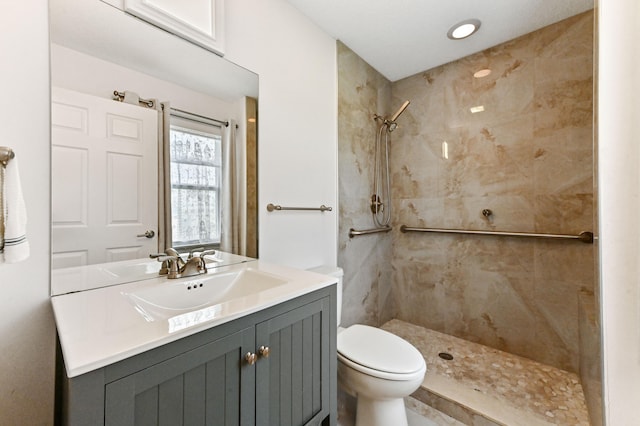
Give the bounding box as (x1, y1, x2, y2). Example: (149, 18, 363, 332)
(337, 325, 424, 375)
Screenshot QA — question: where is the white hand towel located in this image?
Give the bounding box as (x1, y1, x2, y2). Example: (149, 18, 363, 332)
(1, 158, 29, 263)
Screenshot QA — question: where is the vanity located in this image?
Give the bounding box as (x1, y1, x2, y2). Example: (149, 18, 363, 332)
(49, 2, 337, 424)
(52, 257, 337, 425)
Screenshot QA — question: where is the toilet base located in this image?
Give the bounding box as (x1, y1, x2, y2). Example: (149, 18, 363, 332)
(355, 396, 407, 426)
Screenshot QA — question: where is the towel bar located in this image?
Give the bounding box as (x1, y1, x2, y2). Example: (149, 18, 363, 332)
(266, 203, 332, 212)
(113, 90, 154, 107)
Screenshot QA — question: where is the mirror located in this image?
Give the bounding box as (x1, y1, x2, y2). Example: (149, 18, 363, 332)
(49, 0, 259, 295)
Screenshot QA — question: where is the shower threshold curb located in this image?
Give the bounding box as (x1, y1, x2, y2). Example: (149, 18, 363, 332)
(412, 373, 554, 426)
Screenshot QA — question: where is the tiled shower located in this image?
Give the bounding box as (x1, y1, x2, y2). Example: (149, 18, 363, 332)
(338, 10, 600, 424)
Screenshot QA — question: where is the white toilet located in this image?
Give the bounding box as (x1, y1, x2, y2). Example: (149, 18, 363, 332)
(309, 266, 427, 426)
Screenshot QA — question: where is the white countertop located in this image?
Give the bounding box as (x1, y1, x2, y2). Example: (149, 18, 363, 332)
(52, 259, 336, 378)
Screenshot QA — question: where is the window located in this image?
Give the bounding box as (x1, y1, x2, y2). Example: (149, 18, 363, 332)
(169, 116, 222, 249)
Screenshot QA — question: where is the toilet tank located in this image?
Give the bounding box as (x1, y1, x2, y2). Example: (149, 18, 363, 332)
(307, 265, 343, 327)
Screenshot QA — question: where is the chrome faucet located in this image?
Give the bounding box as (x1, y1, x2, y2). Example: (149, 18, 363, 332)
(150, 248, 217, 279)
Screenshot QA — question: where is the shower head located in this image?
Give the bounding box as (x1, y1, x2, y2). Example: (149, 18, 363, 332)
(384, 100, 410, 132)
(373, 100, 410, 132)
(390, 100, 410, 122)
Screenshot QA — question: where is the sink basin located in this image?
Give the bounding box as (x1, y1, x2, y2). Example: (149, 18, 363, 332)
(124, 268, 289, 324)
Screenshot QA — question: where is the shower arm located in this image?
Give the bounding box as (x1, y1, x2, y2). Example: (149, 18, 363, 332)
(373, 100, 410, 127)
(390, 100, 410, 122)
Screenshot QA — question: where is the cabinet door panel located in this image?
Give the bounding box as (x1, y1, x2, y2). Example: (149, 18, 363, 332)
(183, 365, 206, 424)
(158, 375, 183, 425)
(105, 327, 255, 426)
(134, 386, 158, 426)
(206, 347, 246, 425)
(255, 297, 330, 426)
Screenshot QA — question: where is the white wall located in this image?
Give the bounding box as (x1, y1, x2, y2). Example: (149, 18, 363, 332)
(225, 0, 338, 269)
(0, 0, 337, 423)
(50, 43, 240, 122)
(97, 0, 338, 269)
(598, 0, 640, 423)
(0, 1, 55, 425)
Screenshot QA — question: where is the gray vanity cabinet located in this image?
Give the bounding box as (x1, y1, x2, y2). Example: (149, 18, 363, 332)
(104, 327, 256, 425)
(255, 297, 331, 426)
(56, 286, 337, 426)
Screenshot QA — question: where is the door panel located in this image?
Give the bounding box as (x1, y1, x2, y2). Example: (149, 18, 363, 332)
(51, 87, 158, 267)
(255, 297, 330, 426)
(104, 327, 255, 426)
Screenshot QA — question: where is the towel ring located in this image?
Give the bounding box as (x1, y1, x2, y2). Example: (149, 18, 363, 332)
(0, 146, 15, 166)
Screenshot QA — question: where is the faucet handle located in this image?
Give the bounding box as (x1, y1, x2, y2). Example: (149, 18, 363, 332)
(188, 247, 205, 259)
(199, 249, 216, 258)
(155, 255, 181, 279)
(198, 250, 216, 274)
(150, 253, 171, 275)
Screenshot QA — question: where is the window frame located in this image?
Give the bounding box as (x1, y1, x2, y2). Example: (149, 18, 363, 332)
(168, 113, 223, 252)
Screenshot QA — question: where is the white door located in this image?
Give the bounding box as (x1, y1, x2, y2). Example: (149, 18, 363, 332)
(51, 87, 158, 268)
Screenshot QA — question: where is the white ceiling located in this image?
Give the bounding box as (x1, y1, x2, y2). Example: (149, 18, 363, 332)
(287, 0, 594, 82)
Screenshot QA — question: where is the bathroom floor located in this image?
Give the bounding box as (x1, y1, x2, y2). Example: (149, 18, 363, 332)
(382, 319, 591, 426)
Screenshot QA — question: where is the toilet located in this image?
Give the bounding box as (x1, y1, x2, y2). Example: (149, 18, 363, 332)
(308, 266, 426, 426)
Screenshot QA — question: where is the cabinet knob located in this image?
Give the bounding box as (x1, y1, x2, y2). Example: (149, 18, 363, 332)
(245, 352, 257, 366)
(259, 345, 270, 358)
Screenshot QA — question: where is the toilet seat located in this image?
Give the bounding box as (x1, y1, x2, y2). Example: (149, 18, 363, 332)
(337, 324, 426, 381)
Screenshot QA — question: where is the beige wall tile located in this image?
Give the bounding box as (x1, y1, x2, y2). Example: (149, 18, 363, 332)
(337, 11, 596, 373)
(388, 11, 595, 372)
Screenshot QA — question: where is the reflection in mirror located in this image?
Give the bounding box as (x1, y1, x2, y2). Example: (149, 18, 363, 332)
(49, 0, 258, 295)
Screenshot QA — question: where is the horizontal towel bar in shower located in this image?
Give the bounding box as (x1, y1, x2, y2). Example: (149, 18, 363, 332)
(266, 203, 333, 212)
(400, 225, 594, 244)
(349, 227, 392, 238)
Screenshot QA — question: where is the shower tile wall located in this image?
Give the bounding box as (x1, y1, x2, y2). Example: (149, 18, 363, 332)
(389, 11, 594, 373)
(337, 41, 395, 327)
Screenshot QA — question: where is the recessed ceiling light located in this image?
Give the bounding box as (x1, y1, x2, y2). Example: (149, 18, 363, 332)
(470, 105, 485, 113)
(474, 68, 492, 78)
(447, 19, 481, 40)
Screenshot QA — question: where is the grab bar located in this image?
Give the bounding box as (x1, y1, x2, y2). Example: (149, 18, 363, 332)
(0, 146, 15, 166)
(349, 227, 392, 238)
(400, 225, 594, 244)
(266, 203, 333, 212)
